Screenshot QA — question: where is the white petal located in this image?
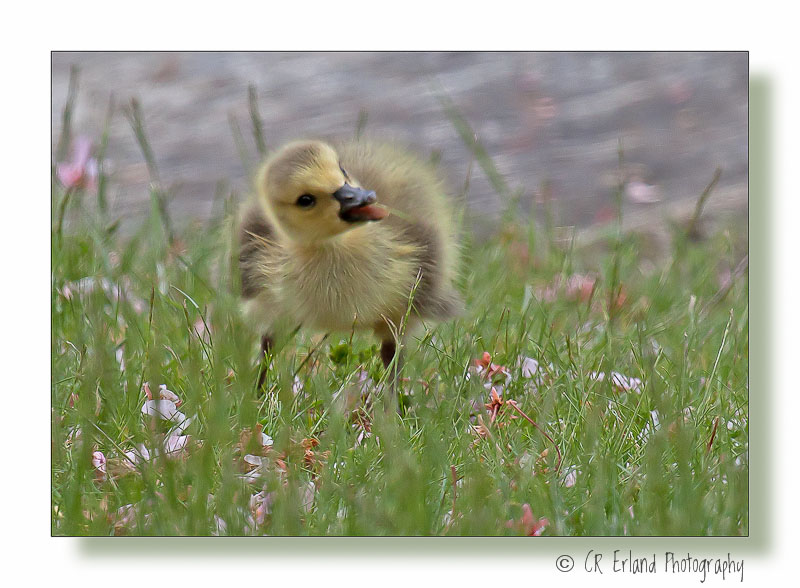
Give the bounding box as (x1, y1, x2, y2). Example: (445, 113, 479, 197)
(650, 409, 661, 429)
(115, 348, 126, 372)
(520, 357, 541, 378)
(562, 466, 578, 488)
(158, 385, 181, 404)
(124, 444, 152, 464)
(142, 399, 178, 420)
(113, 504, 137, 530)
(610, 371, 643, 392)
(302, 481, 316, 513)
(590, 371, 643, 393)
(213, 515, 227, 536)
(164, 435, 189, 455)
(169, 414, 192, 435)
(292, 375, 304, 396)
(240, 469, 263, 483)
(243, 454, 264, 466)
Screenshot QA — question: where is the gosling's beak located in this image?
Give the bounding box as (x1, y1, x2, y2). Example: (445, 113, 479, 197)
(334, 184, 386, 222)
(333, 184, 376, 210)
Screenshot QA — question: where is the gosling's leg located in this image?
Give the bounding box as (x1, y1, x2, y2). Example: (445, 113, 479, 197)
(380, 339, 397, 371)
(256, 334, 274, 393)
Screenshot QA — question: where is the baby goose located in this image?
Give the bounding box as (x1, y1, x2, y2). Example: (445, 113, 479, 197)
(238, 139, 462, 394)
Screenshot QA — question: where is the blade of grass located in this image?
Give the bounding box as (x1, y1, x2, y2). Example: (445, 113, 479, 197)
(228, 112, 253, 175)
(248, 85, 267, 157)
(686, 167, 722, 240)
(355, 108, 368, 140)
(95, 95, 116, 219)
(124, 98, 175, 245)
(435, 89, 510, 198)
(56, 65, 79, 162)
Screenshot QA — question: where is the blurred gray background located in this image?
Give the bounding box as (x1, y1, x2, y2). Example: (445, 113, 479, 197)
(51, 52, 748, 236)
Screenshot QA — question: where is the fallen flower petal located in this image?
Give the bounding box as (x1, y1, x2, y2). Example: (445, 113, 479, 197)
(562, 465, 578, 488)
(473, 352, 511, 382)
(65, 426, 82, 446)
(60, 276, 147, 314)
(250, 491, 274, 526)
(142, 399, 180, 420)
(506, 503, 549, 536)
(115, 347, 126, 373)
(520, 356, 541, 379)
(237, 425, 273, 457)
(124, 444, 151, 465)
(471, 421, 491, 440)
(168, 414, 193, 436)
(91, 451, 107, 481)
(243, 454, 264, 467)
(302, 481, 317, 513)
(163, 434, 190, 456)
(240, 468, 264, 484)
(292, 375, 304, 396)
(484, 386, 505, 423)
(521, 504, 549, 536)
(213, 515, 228, 536)
(519, 356, 551, 390)
(158, 384, 182, 407)
(111, 503, 138, 535)
(590, 371, 643, 393)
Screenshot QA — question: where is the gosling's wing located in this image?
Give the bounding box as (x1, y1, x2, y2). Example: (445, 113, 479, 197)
(397, 218, 464, 320)
(338, 140, 463, 321)
(238, 204, 276, 299)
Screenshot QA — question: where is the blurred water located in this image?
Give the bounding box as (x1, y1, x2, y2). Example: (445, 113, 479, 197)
(51, 52, 748, 233)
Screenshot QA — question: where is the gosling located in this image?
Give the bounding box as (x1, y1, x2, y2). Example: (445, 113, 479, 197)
(238, 139, 462, 395)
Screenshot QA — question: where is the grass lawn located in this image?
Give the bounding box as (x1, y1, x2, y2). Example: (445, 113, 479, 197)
(51, 90, 748, 537)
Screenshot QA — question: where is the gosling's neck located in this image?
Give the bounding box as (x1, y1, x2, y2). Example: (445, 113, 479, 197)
(284, 225, 379, 259)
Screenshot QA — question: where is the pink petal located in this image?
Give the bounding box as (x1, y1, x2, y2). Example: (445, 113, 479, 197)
(626, 180, 662, 204)
(163, 434, 190, 456)
(56, 163, 83, 188)
(71, 136, 93, 168)
(91, 451, 107, 481)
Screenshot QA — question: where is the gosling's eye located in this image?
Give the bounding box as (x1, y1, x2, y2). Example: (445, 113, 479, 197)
(339, 164, 349, 180)
(296, 194, 316, 208)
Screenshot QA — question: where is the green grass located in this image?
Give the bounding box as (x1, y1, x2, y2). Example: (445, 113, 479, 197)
(51, 90, 748, 537)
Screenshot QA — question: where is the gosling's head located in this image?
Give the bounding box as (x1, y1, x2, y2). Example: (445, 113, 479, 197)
(257, 140, 387, 244)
